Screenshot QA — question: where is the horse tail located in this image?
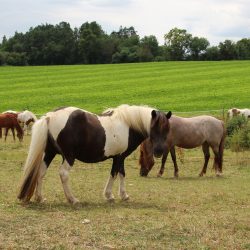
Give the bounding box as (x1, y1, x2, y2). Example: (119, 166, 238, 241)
(17, 117, 49, 202)
(218, 121, 226, 172)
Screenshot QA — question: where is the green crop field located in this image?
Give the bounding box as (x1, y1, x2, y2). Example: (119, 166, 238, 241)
(0, 61, 250, 115)
(0, 61, 250, 249)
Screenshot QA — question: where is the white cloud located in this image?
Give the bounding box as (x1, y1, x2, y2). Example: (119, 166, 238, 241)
(0, 0, 250, 45)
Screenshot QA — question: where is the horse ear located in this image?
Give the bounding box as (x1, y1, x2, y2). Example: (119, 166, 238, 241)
(151, 110, 158, 119)
(166, 111, 172, 119)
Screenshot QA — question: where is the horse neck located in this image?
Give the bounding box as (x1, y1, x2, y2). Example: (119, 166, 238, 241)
(121, 107, 152, 136)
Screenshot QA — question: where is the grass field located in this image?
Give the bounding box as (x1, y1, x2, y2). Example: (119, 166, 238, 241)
(0, 61, 250, 249)
(0, 61, 250, 114)
(0, 137, 249, 249)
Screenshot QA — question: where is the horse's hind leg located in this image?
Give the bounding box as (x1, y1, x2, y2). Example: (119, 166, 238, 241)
(199, 142, 210, 177)
(59, 159, 79, 205)
(34, 161, 48, 203)
(34, 150, 56, 202)
(170, 147, 179, 178)
(157, 149, 169, 177)
(211, 145, 222, 177)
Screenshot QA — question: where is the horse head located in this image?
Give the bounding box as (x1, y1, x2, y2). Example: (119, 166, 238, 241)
(149, 110, 171, 158)
(139, 139, 155, 177)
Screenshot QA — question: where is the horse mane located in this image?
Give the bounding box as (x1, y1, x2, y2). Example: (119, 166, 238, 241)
(102, 104, 154, 135)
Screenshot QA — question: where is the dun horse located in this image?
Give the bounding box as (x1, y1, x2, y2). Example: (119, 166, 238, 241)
(139, 115, 225, 177)
(18, 105, 171, 204)
(0, 113, 24, 142)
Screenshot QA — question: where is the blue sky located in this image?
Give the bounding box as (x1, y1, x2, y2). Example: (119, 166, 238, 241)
(1, 0, 250, 45)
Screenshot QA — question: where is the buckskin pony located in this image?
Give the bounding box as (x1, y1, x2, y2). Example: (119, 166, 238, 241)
(139, 115, 225, 178)
(18, 105, 171, 204)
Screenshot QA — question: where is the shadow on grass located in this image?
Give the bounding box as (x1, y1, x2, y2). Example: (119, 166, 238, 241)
(16, 198, 174, 213)
(145, 175, 228, 181)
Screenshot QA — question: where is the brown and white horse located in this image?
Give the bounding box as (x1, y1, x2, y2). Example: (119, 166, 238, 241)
(139, 115, 225, 178)
(18, 105, 172, 204)
(0, 113, 24, 142)
(227, 108, 250, 119)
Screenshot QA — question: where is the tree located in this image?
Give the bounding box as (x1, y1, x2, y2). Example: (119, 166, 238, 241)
(140, 35, 159, 58)
(164, 28, 192, 60)
(204, 46, 220, 61)
(219, 40, 237, 60)
(236, 39, 250, 60)
(111, 26, 140, 63)
(77, 21, 106, 64)
(189, 36, 209, 60)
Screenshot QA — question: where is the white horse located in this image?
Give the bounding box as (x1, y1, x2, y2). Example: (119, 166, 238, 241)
(227, 108, 250, 119)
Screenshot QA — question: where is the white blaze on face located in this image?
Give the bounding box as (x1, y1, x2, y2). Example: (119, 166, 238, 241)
(98, 116, 129, 157)
(47, 107, 80, 140)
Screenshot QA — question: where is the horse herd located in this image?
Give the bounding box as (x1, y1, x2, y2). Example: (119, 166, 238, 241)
(0, 110, 37, 141)
(1, 105, 248, 205)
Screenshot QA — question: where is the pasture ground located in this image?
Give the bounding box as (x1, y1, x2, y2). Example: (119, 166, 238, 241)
(0, 136, 249, 249)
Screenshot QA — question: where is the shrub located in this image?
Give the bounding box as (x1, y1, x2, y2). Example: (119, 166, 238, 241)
(228, 119, 250, 152)
(226, 115, 248, 136)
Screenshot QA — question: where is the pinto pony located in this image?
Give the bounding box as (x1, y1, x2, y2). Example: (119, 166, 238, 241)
(139, 115, 226, 177)
(227, 108, 250, 119)
(17, 110, 38, 133)
(0, 113, 24, 142)
(18, 105, 171, 204)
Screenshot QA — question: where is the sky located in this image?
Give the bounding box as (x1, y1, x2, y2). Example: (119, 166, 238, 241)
(1, 0, 250, 45)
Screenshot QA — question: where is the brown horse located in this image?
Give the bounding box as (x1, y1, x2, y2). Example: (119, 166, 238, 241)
(0, 113, 24, 142)
(139, 115, 226, 177)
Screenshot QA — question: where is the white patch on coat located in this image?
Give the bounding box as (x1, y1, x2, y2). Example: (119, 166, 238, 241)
(228, 108, 250, 118)
(98, 116, 129, 157)
(2, 110, 17, 114)
(46, 107, 85, 140)
(18, 110, 38, 123)
(99, 105, 154, 157)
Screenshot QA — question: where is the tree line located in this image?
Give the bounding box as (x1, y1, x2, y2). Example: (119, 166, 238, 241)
(0, 21, 250, 66)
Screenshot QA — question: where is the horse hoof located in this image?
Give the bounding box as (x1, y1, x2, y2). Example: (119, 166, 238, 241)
(34, 196, 46, 203)
(107, 197, 115, 203)
(216, 172, 222, 177)
(121, 193, 129, 201)
(157, 173, 162, 177)
(199, 173, 204, 177)
(68, 198, 80, 205)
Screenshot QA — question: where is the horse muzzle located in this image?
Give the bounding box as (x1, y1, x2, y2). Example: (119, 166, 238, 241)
(140, 169, 149, 177)
(153, 151, 163, 158)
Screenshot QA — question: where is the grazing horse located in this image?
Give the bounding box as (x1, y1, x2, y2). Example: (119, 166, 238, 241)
(0, 114, 24, 142)
(227, 108, 250, 119)
(139, 115, 225, 177)
(18, 105, 172, 204)
(17, 110, 38, 133)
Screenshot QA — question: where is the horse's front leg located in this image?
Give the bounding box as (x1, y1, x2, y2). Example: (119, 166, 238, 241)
(4, 128, 9, 142)
(157, 149, 169, 177)
(11, 128, 16, 142)
(104, 157, 119, 201)
(170, 147, 179, 178)
(118, 160, 129, 201)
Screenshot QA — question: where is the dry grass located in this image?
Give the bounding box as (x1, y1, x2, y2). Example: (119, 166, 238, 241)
(0, 136, 250, 249)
